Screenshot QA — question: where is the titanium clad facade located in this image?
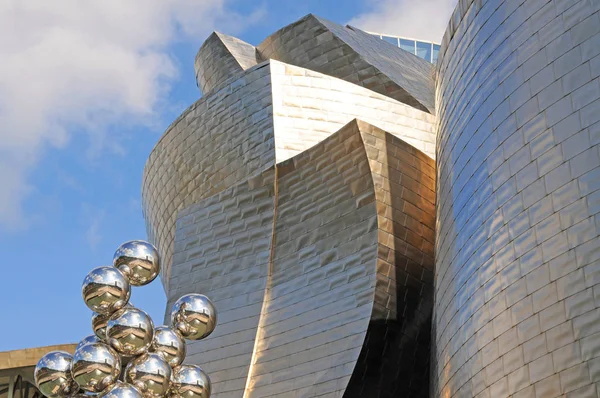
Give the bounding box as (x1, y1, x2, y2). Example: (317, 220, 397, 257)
(165, 120, 436, 398)
(434, 0, 600, 397)
(142, 2, 600, 396)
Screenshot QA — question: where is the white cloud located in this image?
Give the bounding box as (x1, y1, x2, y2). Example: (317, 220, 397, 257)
(348, 0, 458, 43)
(0, 0, 264, 230)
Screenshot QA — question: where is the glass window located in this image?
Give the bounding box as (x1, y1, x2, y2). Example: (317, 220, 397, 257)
(432, 44, 441, 64)
(416, 41, 432, 62)
(399, 39, 416, 54)
(382, 35, 399, 46)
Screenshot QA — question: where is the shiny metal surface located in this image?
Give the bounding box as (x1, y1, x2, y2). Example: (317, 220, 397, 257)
(75, 336, 100, 353)
(142, 33, 437, 289)
(170, 365, 210, 398)
(170, 294, 216, 341)
(433, 0, 600, 396)
(149, 326, 185, 367)
(82, 267, 130, 315)
(113, 241, 160, 287)
(71, 342, 120, 393)
(98, 382, 142, 398)
(34, 351, 78, 398)
(124, 354, 171, 398)
(92, 313, 109, 341)
(106, 308, 154, 356)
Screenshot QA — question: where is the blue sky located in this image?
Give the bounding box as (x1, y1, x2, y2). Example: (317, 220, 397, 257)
(0, 0, 455, 351)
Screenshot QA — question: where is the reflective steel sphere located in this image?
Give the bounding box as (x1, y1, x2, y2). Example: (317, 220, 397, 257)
(99, 382, 143, 398)
(106, 307, 154, 356)
(34, 351, 78, 398)
(76, 335, 101, 352)
(170, 294, 217, 341)
(170, 365, 210, 398)
(113, 241, 160, 286)
(82, 267, 131, 315)
(71, 342, 121, 393)
(149, 326, 186, 367)
(92, 312, 109, 341)
(124, 353, 171, 398)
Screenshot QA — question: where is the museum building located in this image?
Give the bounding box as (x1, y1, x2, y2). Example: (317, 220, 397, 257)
(141, 1, 600, 397)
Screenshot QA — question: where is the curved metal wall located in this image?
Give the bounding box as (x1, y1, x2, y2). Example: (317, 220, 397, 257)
(434, 0, 600, 397)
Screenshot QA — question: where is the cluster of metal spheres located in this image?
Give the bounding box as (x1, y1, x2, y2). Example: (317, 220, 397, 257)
(33, 241, 217, 398)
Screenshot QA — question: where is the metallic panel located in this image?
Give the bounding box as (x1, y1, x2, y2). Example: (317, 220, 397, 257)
(142, 63, 275, 288)
(270, 60, 437, 162)
(168, 170, 275, 398)
(143, 57, 436, 288)
(434, 0, 600, 397)
(194, 32, 259, 95)
(166, 119, 435, 397)
(257, 14, 436, 114)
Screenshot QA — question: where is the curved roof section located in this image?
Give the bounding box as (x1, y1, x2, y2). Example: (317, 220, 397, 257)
(257, 14, 436, 114)
(194, 32, 259, 95)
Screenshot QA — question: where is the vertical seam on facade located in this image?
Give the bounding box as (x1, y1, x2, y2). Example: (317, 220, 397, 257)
(243, 164, 279, 397)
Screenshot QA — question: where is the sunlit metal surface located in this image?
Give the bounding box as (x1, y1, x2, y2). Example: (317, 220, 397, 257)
(433, 0, 600, 396)
(33, 352, 77, 398)
(75, 336, 100, 353)
(91, 313, 109, 341)
(71, 343, 120, 393)
(123, 354, 170, 398)
(170, 295, 216, 341)
(113, 241, 160, 287)
(106, 308, 154, 356)
(149, 327, 185, 368)
(82, 267, 130, 315)
(170, 365, 210, 398)
(98, 382, 142, 398)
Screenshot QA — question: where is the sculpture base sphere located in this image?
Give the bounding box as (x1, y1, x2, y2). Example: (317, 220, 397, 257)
(124, 353, 171, 398)
(82, 267, 130, 315)
(170, 365, 210, 398)
(170, 294, 217, 341)
(34, 351, 79, 398)
(99, 382, 143, 398)
(71, 342, 121, 393)
(113, 241, 160, 286)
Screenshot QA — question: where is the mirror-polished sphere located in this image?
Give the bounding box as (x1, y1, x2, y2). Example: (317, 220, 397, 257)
(76, 335, 101, 352)
(170, 365, 210, 398)
(92, 312, 109, 341)
(34, 351, 79, 398)
(98, 382, 143, 398)
(124, 353, 171, 398)
(71, 342, 121, 393)
(149, 326, 186, 367)
(82, 267, 130, 315)
(113, 241, 160, 286)
(170, 294, 217, 341)
(106, 308, 154, 356)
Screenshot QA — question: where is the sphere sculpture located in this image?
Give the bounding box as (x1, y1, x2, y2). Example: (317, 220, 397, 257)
(150, 326, 186, 367)
(106, 307, 154, 356)
(170, 294, 217, 341)
(82, 266, 130, 315)
(35, 240, 215, 398)
(170, 365, 211, 398)
(71, 342, 121, 393)
(113, 241, 160, 286)
(34, 351, 78, 398)
(75, 335, 100, 352)
(124, 353, 171, 398)
(99, 381, 143, 398)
